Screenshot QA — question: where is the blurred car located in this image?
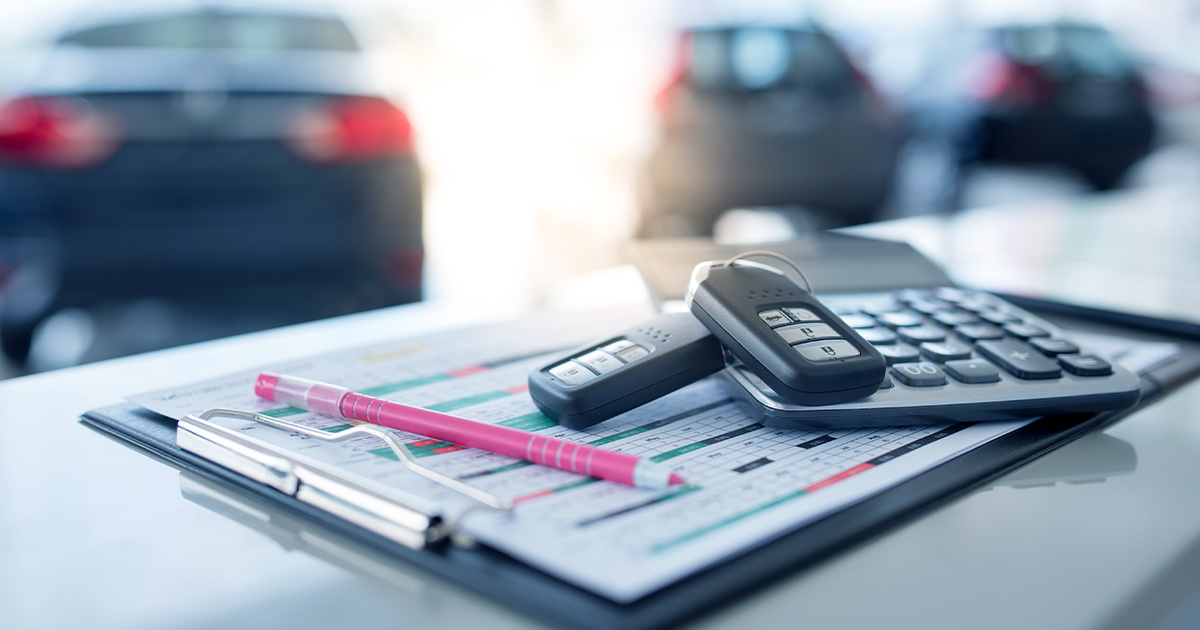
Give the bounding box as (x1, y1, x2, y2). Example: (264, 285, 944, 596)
(970, 23, 1156, 189)
(637, 24, 903, 237)
(0, 3, 423, 364)
(881, 21, 1156, 205)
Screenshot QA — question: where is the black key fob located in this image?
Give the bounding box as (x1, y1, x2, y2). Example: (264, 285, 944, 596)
(528, 312, 725, 429)
(686, 258, 886, 405)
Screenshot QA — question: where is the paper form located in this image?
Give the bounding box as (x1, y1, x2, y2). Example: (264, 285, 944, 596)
(131, 317, 1028, 603)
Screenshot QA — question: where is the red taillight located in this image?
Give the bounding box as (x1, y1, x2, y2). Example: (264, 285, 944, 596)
(970, 55, 1054, 106)
(287, 96, 415, 164)
(653, 31, 693, 116)
(0, 96, 121, 170)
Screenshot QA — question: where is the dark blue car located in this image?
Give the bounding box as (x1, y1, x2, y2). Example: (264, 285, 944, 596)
(0, 4, 424, 364)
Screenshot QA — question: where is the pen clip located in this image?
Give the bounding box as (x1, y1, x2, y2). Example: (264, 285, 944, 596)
(200, 408, 513, 512)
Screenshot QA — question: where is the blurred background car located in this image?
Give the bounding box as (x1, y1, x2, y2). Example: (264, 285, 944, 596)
(636, 23, 904, 238)
(882, 21, 1157, 213)
(969, 22, 1156, 190)
(0, 1, 423, 367)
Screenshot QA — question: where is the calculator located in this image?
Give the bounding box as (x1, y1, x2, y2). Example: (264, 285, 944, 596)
(722, 287, 1142, 429)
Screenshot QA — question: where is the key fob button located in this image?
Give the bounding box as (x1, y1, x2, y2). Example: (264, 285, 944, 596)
(794, 339, 862, 362)
(776, 322, 839, 345)
(783, 307, 821, 322)
(577, 350, 623, 374)
(615, 345, 650, 362)
(548, 361, 597, 386)
(601, 339, 636, 355)
(758, 309, 792, 328)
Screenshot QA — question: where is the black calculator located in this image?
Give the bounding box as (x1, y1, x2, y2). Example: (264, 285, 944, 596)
(722, 287, 1142, 429)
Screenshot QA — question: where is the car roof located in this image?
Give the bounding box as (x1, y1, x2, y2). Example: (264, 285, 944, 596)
(54, 0, 346, 40)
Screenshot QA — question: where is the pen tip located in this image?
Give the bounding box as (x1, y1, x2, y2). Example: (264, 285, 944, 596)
(668, 472, 686, 486)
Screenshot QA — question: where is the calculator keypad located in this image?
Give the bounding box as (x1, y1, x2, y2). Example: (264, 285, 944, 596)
(821, 289, 1109, 385)
(728, 287, 1142, 428)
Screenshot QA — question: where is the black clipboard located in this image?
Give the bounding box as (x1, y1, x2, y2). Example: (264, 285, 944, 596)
(80, 307, 1200, 630)
(80, 234, 1200, 629)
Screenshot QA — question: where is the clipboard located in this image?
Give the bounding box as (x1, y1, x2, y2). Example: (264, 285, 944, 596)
(80, 299, 1200, 630)
(79, 233, 1200, 628)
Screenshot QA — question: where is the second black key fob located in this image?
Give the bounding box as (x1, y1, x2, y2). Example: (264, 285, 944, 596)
(528, 312, 725, 429)
(686, 256, 886, 406)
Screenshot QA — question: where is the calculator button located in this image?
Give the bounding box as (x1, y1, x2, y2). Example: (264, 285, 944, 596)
(776, 323, 839, 345)
(1058, 354, 1113, 376)
(548, 361, 597, 386)
(783, 307, 822, 323)
(932, 310, 979, 326)
(896, 289, 933, 303)
(919, 340, 973, 362)
(758, 309, 792, 328)
(979, 309, 1021, 325)
(615, 345, 650, 362)
(955, 323, 1005, 342)
(1002, 322, 1050, 339)
(1029, 337, 1079, 356)
(976, 339, 1062, 380)
(908, 299, 954, 315)
(793, 339, 861, 362)
(891, 362, 948, 387)
(943, 359, 1001, 384)
(877, 376, 894, 389)
(577, 350, 623, 374)
(876, 343, 920, 365)
(858, 327, 898, 344)
(839, 313, 876, 329)
(935, 287, 970, 303)
(897, 324, 947, 344)
(877, 311, 924, 328)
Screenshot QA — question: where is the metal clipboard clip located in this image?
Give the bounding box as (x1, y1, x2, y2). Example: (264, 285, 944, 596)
(177, 408, 512, 550)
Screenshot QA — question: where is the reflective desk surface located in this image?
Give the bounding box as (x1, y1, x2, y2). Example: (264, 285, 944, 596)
(4, 186, 1200, 630)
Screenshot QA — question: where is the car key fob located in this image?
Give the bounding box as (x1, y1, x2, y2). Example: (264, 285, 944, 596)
(685, 256, 886, 406)
(528, 312, 725, 429)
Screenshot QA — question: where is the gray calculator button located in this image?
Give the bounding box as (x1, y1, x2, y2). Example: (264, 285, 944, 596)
(840, 313, 876, 329)
(1058, 354, 1112, 376)
(615, 345, 650, 362)
(548, 361, 597, 386)
(602, 339, 636, 355)
(858, 326, 898, 344)
(891, 362, 948, 387)
(783, 307, 821, 322)
(897, 324, 947, 344)
(943, 359, 1001, 383)
(758, 309, 792, 328)
(876, 342, 920, 365)
(1002, 322, 1050, 339)
(1029, 337, 1079, 356)
(877, 311, 924, 328)
(955, 323, 1005, 341)
(577, 350, 623, 374)
(776, 322, 839, 345)
(794, 339, 861, 362)
(919, 340, 973, 362)
(977, 339, 1061, 380)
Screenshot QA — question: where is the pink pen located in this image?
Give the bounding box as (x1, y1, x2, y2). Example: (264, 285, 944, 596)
(255, 373, 686, 490)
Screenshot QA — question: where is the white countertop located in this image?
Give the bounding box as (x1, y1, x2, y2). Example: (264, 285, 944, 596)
(4, 189, 1200, 630)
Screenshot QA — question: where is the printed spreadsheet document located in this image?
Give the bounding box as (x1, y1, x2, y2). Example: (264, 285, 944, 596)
(130, 319, 1028, 603)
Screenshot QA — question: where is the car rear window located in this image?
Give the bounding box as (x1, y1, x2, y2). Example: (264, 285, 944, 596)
(1000, 25, 1133, 79)
(57, 12, 360, 52)
(686, 28, 856, 93)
